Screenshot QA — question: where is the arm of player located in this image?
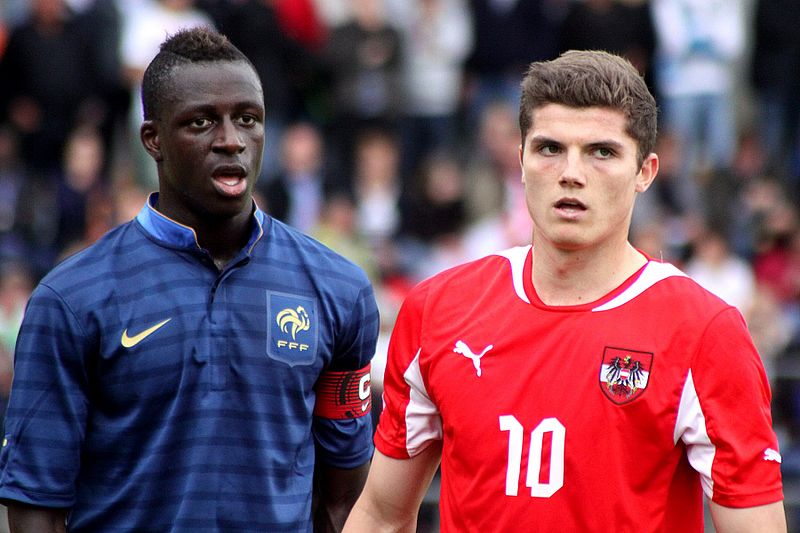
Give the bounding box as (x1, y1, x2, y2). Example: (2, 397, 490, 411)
(313, 461, 370, 533)
(343, 445, 442, 533)
(709, 500, 786, 533)
(6, 502, 68, 533)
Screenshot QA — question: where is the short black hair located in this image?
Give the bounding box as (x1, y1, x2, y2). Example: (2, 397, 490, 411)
(141, 26, 256, 120)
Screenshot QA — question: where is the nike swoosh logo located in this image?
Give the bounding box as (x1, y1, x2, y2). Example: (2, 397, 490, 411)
(121, 318, 172, 348)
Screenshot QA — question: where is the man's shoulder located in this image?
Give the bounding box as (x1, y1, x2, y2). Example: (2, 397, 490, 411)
(259, 217, 372, 286)
(411, 249, 518, 302)
(38, 220, 146, 292)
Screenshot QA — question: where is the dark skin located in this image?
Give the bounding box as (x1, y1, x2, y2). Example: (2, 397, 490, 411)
(142, 59, 266, 269)
(315, 463, 372, 532)
(7, 59, 369, 532)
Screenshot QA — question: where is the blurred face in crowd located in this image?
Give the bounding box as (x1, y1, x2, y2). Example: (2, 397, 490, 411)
(141, 60, 265, 227)
(520, 103, 658, 254)
(33, 0, 67, 26)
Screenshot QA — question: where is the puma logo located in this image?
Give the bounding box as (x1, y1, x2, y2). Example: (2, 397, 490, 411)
(453, 340, 493, 377)
(763, 448, 782, 463)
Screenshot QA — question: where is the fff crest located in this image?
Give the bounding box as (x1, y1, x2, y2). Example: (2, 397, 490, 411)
(267, 291, 318, 366)
(599, 347, 653, 404)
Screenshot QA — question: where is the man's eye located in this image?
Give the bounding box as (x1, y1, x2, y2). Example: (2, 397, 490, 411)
(239, 115, 256, 126)
(539, 145, 560, 155)
(594, 147, 613, 158)
(190, 118, 212, 128)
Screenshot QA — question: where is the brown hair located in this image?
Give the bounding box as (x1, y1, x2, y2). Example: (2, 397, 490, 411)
(519, 50, 657, 166)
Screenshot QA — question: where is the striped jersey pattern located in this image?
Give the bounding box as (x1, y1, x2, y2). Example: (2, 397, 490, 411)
(0, 198, 379, 532)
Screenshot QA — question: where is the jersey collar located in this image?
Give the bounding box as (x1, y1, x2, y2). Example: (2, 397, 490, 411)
(135, 192, 266, 252)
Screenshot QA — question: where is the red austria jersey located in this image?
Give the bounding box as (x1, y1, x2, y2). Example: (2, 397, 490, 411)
(375, 245, 783, 532)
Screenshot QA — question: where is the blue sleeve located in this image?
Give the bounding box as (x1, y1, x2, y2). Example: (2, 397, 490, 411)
(313, 280, 379, 468)
(0, 284, 89, 507)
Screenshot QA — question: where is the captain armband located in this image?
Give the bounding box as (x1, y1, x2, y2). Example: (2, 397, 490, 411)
(314, 364, 372, 419)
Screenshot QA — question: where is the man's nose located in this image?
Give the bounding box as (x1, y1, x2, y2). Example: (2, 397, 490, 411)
(559, 152, 586, 187)
(214, 119, 245, 153)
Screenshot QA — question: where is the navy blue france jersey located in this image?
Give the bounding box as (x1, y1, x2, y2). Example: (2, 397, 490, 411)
(0, 197, 379, 532)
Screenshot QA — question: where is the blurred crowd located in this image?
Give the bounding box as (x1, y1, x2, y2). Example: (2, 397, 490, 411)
(2, 0, 800, 471)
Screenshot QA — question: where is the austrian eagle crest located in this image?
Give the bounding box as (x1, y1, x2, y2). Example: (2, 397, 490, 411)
(599, 347, 653, 404)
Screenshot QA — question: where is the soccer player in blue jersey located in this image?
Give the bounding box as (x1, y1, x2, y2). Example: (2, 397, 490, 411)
(0, 26, 379, 532)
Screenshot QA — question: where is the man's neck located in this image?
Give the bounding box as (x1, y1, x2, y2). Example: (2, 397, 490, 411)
(196, 216, 253, 270)
(531, 241, 647, 306)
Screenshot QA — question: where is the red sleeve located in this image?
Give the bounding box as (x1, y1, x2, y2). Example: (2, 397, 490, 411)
(691, 307, 784, 507)
(374, 282, 442, 459)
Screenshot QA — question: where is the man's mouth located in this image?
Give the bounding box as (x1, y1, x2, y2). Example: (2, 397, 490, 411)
(554, 198, 587, 211)
(212, 165, 248, 197)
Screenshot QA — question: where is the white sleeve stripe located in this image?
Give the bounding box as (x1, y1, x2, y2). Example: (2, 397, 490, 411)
(403, 348, 442, 457)
(675, 369, 716, 498)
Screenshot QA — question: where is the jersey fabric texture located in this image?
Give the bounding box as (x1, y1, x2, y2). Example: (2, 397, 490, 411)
(376, 245, 783, 532)
(0, 195, 380, 532)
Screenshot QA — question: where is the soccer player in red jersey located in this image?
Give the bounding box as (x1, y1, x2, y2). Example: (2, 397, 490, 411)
(344, 50, 786, 532)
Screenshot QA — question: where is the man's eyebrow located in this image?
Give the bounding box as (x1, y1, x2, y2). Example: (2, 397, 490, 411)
(528, 135, 561, 145)
(587, 139, 626, 151)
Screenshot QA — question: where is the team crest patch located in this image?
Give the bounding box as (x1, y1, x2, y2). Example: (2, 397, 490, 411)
(599, 347, 653, 404)
(267, 291, 318, 366)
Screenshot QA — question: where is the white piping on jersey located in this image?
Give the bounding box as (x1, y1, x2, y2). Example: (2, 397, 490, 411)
(495, 245, 532, 303)
(674, 369, 716, 498)
(403, 348, 442, 457)
(592, 261, 687, 312)
(494, 246, 688, 311)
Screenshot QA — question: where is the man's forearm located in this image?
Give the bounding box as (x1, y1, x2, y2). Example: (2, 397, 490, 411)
(6, 502, 68, 533)
(314, 462, 370, 533)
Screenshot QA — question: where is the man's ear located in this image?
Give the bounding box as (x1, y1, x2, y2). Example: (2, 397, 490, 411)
(140, 120, 162, 162)
(635, 152, 659, 193)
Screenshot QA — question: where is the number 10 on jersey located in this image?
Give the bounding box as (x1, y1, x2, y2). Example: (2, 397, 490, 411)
(499, 415, 565, 497)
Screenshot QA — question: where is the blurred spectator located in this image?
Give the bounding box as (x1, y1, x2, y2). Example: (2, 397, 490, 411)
(0, 126, 23, 239)
(53, 126, 109, 254)
(396, 149, 468, 281)
(118, 0, 214, 189)
(273, 0, 327, 52)
(463, 101, 528, 242)
(386, 0, 473, 180)
(754, 215, 800, 312)
(650, 0, 747, 218)
(322, 0, 402, 190)
(733, 177, 794, 260)
(0, 10, 8, 58)
(465, 0, 563, 125)
(0, 260, 34, 423)
(9, 125, 110, 276)
(458, 104, 530, 262)
(0, 0, 117, 175)
(260, 122, 327, 234)
(558, 0, 655, 87)
(684, 226, 757, 315)
(110, 177, 149, 226)
(748, 283, 793, 370)
(310, 0, 351, 29)
(312, 192, 379, 284)
(206, 0, 319, 180)
(399, 149, 466, 246)
(352, 128, 402, 251)
(0, 1, 31, 29)
(750, 0, 800, 189)
(632, 132, 685, 230)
